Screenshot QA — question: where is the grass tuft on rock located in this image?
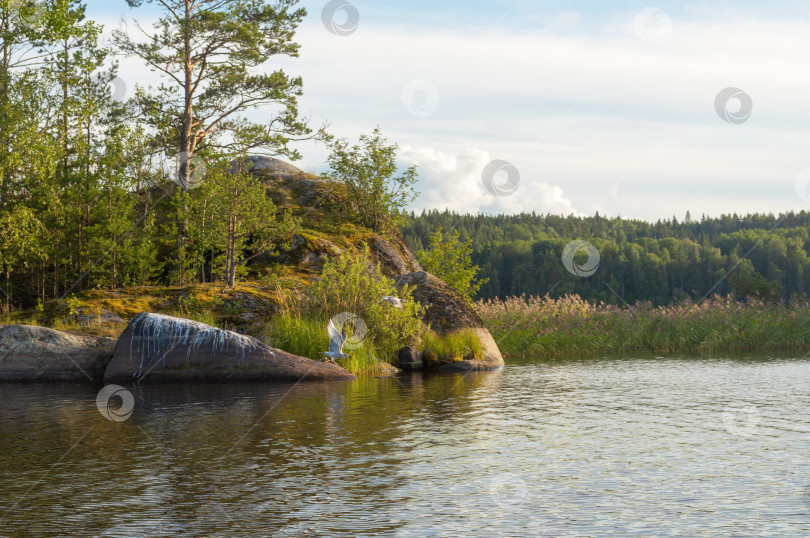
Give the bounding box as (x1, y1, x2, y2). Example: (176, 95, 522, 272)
(421, 328, 485, 364)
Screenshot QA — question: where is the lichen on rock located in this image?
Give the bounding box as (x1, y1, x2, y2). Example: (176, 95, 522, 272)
(105, 312, 355, 382)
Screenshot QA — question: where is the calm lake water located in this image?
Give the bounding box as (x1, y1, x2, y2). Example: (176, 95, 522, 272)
(2, 354, 810, 537)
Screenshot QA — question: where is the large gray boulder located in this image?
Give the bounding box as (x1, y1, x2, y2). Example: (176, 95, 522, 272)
(395, 272, 504, 371)
(434, 328, 505, 372)
(395, 272, 485, 333)
(368, 234, 423, 277)
(236, 155, 308, 181)
(242, 156, 342, 208)
(104, 313, 355, 382)
(0, 325, 116, 381)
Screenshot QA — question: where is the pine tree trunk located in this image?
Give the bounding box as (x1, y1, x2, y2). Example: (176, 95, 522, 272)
(175, 0, 195, 285)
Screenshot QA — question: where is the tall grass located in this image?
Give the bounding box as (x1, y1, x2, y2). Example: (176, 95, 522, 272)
(262, 313, 389, 376)
(420, 328, 485, 365)
(476, 294, 810, 357)
(262, 249, 426, 376)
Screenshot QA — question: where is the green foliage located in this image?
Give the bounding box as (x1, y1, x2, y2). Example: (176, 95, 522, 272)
(0, 206, 46, 310)
(263, 248, 425, 374)
(262, 313, 386, 376)
(304, 247, 425, 359)
(114, 0, 317, 188)
(729, 259, 781, 303)
(416, 227, 488, 303)
(327, 127, 418, 232)
(421, 329, 485, 363)
(187, 159, 300, 287)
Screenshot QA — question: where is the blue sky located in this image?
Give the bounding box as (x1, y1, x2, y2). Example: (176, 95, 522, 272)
(87, 1, 810, 220)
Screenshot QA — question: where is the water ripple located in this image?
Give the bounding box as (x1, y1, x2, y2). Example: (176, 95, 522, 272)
(2, 356, 810, 536)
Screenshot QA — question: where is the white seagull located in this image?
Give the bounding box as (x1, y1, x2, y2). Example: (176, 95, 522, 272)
(320, 318, 350, 363)
(380, 296, 403, 308)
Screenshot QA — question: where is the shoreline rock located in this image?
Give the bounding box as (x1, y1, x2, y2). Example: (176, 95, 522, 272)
(435, 328, 505, 372)
(396, 272, 505, 372)
(104, 313, 355, 382)
(0, 325, 116, 381)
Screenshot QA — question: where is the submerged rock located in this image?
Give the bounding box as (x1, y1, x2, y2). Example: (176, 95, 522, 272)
(395, 271, 504, 371)
(104, 313, 355, 382)
(397, 346, 424, 371)
(0, 325, 116, 381)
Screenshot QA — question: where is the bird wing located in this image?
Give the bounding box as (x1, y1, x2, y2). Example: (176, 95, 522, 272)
(327, 318, 345, 354)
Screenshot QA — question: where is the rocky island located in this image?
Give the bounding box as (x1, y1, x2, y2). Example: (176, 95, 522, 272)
(0, 158, 504, 382)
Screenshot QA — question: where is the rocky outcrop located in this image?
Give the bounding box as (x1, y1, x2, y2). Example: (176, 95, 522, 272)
(287, 233, 342, 264)
(395, 272, 485, 333)
(369, 234, 423, 277)
(104, 313, 355, 382)
(243, 156, 345, 208)
(395, 271, 504, 371)
(237, 155, 309, 181)
(0, 325, 116, 381)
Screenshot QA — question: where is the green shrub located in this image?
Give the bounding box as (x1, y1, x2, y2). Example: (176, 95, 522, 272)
(304, 246, 425, 360)
(416, 227, 487, 303)
(266, 247, 426, 375)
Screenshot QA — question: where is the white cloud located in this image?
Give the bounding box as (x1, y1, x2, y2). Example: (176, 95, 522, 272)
(87, 4, 810, 220)
(401, 146, 579, 216)
(280, 17, 810, 219)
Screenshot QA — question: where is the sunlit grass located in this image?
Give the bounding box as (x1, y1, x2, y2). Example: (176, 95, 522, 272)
(262, 313, 391, 376)
(477, 294, 810, 357)
(420, 328, 484, 365)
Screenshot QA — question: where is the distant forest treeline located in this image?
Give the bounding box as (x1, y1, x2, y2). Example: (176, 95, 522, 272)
(401, 210, 810, 305)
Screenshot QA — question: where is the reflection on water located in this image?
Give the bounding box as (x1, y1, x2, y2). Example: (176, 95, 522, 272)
(2, 354, 810, 536)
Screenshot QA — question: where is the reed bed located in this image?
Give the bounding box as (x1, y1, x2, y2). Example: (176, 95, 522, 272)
(476, 294, 810, 357)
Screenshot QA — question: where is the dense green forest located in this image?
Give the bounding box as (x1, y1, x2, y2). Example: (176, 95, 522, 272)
(0, 0, 321, 311)
(402, 210, 810, 305)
